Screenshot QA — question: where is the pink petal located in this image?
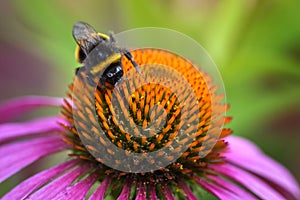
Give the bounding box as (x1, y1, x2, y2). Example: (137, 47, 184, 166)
(117, 179, 132, 200)
(208, 174, 256, 200)
(2, 159, 80, 200)
(177, 179, 198, 200)
(226, 136, 300, 199)
(28, 164, 91, 199)
(161, 185, 175, 200)
(0, 136, 67, 183)
(53, 172, 99, 200)
(211, 163, 285, 200)
(0, 96, 63, 123)
(0, 116, 64, 143)
(135, 181, 146, 200)
(148, 184, 157, 200)
(196, 177, 241, 200)
(89, 176, 112, 200)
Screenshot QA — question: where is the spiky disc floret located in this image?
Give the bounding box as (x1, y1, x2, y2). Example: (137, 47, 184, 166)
(61, 48, 232, 198)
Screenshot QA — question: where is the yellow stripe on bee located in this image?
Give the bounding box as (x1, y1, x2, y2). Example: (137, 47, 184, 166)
(91, 53, 122, 74)
(75, 32, 109, 63)
(97, 32, 110, 40)
(75, 45, 81, 63)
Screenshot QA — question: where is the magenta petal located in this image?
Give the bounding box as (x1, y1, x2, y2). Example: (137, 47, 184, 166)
(89, 176, 112, 200)
(28, 164, 91, 199)
(178, 179, 198, 200)
(117, 179, 132, 200)
(0, 96, 63, 123)
(0, 116, 64, 143)
(0, 136, 67, 183)
(212, 163, 285, 200)
(148, 184, 157, 200)
(225, 136, 300, 199)
(2, 159, 80, 200)
(135, 181, 146, 200)
(196, 178, 241, 200)
(53, 172, 99, 200)
(161, 185, 175, 200)
(208, 175, 256, 200)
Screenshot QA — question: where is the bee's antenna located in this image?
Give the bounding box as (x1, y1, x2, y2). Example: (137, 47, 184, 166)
(123, 50, 143, 76)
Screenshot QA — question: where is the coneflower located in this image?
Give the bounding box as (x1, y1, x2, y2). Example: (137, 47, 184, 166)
(0, 22, 299, 200)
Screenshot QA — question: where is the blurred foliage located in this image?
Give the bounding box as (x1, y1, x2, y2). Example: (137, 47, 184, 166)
(0, 0, 299, 193)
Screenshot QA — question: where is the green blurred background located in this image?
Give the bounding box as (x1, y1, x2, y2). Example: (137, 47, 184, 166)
(0, 0, 299, 194)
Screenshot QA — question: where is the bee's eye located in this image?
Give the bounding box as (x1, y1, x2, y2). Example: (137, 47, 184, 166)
(106, 72, 114, 77)
(75, 45, 87, 63)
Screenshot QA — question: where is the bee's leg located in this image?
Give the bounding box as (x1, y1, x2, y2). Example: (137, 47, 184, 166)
(99, 76, 106, 87)
(84, 74, 96, 87)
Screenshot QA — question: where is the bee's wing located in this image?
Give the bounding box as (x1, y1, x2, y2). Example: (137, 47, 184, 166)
(72, 21, 100, 54)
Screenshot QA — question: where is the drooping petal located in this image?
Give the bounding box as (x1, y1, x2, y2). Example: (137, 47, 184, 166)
(148, 184, 157, 200)
(196, 177, 241, 200)
(0, 116, 64, 143)
(117, 179, 132, 200)
(161, 185, 175, 200)
(177, 179, 198, 200)
(207, 174, 256, 200)
(0, 96, 63, 123)
(0, 136, 67, 183)
(53, 172, 99, 200)
(225, 136, 300, 199)
(211, 163, 285, 200)
(135, 181, 146, 200)
(28, 164, 91, 199)
(2, 159, 80, 200)
(89, 176, 112, 200)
